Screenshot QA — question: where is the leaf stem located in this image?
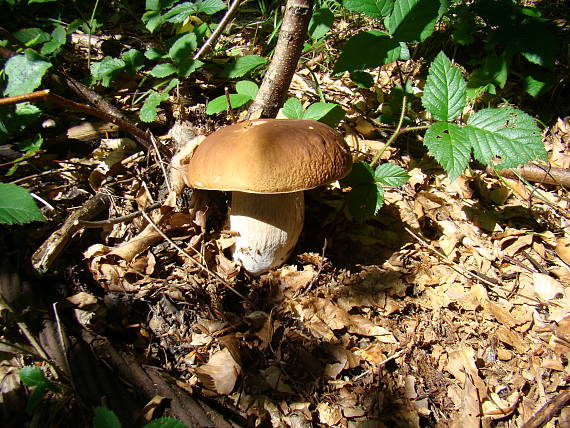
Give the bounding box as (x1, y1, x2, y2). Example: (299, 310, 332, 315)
(370, 94, 407, 167)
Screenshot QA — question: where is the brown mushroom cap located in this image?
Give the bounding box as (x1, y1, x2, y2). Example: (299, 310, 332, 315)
(186, 119, 352, 194)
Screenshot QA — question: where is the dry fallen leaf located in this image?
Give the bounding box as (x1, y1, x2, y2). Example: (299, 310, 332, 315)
(194, 348, 241, 395)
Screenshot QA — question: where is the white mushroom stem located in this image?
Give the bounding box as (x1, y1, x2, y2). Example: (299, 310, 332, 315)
(230, 191, 304, 276)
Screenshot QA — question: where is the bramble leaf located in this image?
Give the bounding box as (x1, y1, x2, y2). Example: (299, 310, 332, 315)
(90, 57, 126, 87)
(387, 0, 447, 42)
(206, 94, 252, 115)
(422, 51, 466, 122)
(465, 106, 547, 169)
(235, 80, 258, 99)
(0, 184, 45, 225)
(150, 63, 177, 78)
(334, 30, 400, 73)
(374, 162, 410, 186)
(168, 33, 198, 63)
(308, 7, 334, 40)
(342, 0, 394, 18)
(4, 51, 51, 96)
(140, 90, 169, 122)
(423, 121, 470, 180)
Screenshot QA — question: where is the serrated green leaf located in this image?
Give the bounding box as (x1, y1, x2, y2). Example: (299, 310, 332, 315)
(423, 121, 470, 180)
(40, 25, 67, 56)
(139, 90, 170, 122)
(194, 0, 227, 15)
(341, 161, 375, 187)
(93, 407, 122, 428)
(374, 162, 410, 186)
(342, 0, 394, 18)
(90, 56, 126, 87)
(347, 183, 384, 221)
(422, 51, 466, 122)
(205, 94, 252, 115)
(121, 49, 145, 75)
(334, 30, 400, 73)
(0, 183, 45, 224)
(467, 53, 508, 97)
(465, 107, 547, 169)
(150, 63, 177, 78)
(386, 0, 447, 42)
(308, 7, 334, 40)
(235, 80, 258, 98)
(13, 28, 50, 46)
(163, 0, 226, 22)
(303, 102, 345, 127)
(145, 416, 190, 428)
(4, 52, 51, 96)
(177, 58, 203, 77)
(220, 55, 267, 78)
(168, 33, 198, 63)
(282, 98, 305, 119)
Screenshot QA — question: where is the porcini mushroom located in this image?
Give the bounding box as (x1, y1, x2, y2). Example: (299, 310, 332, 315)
(186, 119, 352, 275)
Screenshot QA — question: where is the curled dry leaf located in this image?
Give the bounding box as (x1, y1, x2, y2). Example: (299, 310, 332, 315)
(194, 347, 241, 395)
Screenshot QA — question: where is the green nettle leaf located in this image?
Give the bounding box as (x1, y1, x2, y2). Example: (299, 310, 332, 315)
(144, 417, 190, 428)
(168, 33, 198, 63)
(140, 90, 170, 122)
(150, 63, 177, 78)
(0, 184, 45, 224)
(374, 162, 410, 186)
(4, 52, 51, 97)
(423, 121, 470, 180)
(421, 51, 466, 122)
(342, 0, 394, 18)
(93, 407, 122, 428)
(121, 49, 145, 75)
(303, 102, 345, 127)
(206, 94, 252, 115)
(386, 0, 447, 42)
(220, 55, 268, 78)
(465, 107, 547, 169)
(235, 80, 259, 99)
(90, 57, 126, 87)
(334, 31, 400, 73)
(41, 25, 67, 56)
(13, 27, 50, 46)
(308, 7, 334, 40)
(282, 98, 305, 119)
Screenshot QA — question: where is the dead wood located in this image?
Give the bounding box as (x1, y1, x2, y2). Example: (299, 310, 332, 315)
(248, 0, 314, 119)
(493, 163, 570, 187)
(521, 389, 570, 428)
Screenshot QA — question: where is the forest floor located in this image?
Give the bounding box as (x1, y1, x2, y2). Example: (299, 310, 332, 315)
(2, 3, 570, 428)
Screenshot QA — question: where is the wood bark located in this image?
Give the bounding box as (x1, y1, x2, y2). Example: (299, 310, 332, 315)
(248, 0, 313, 119)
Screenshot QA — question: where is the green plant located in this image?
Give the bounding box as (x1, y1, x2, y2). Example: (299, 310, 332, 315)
(333, 0, 551, 220)
(0, 183, 45, 224)
(18, 365, 58, 413)
(93, 406, 189, 428)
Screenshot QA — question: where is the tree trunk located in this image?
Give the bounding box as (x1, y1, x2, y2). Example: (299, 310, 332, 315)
(248, 0, 313, 119)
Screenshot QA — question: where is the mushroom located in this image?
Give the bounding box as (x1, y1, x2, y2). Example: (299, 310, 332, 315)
(186, 119, 352, 275)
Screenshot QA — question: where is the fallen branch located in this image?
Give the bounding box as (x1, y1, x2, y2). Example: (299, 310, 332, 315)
(493, 163, 570, 187)
(521, 389, 570, 428)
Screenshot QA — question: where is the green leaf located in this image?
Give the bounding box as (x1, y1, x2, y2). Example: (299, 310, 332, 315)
(205, 94, 252, 115)
(235, 80, 258, 98)
(90, 56, 126, 87)
(421, 51, 466, 122)
(144, 417, 190, 428)
(220, 55, 267, 78)
(423, 121, 470, 180)
(467, 53, 508, 98)
(334, 30, 400, 73)
(40, 25, 67, 56)
(342, 161, 375, 188)
(4, 52, 51, 96)
(163, 0, 226, 23)
(303, 102, 345, 127)
(93, 407, 122, 428)
(350, 70, 374, 88)
(465, 107, 547, 169)
(342, 0, 394, 18)
(13, 28, 50, 46)
(150, 63, 177, 78)
(177, 58, 203, 77)
(374, 162, 410, 186)
(145, 48, 167, 61)
(0, 183, 45, 224)
(386, 0, 447, 42)
(308, 7, 334, 40)
(142, 10, 163, 33)
(140, 90, 170, 122)
(194, 0, 227, 15)
(282, 98, 305, 119)
(347, 182, 384, 221)
(168, 33, 198, 64)
(17, 133, 43, 153)
(122, 49, 145, 75)
(19, 366, 48, 387)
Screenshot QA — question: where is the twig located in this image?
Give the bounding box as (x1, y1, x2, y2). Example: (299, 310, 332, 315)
(78, 201, 162, 228)
(370, 94, 407, 167)
(139, 210, 256, 308)
(150, 134, 171, 193)
(194, 0, 243, 60)
(521, 389, 570, 428)
(225, 87, 237, 124)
